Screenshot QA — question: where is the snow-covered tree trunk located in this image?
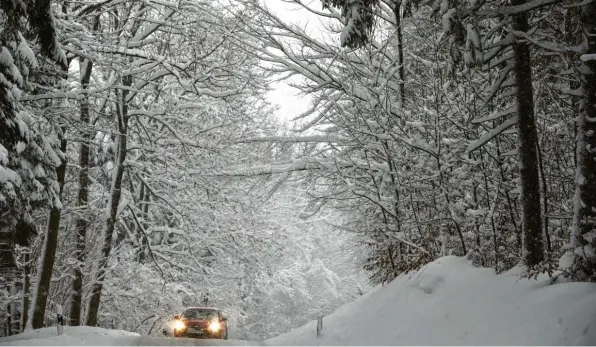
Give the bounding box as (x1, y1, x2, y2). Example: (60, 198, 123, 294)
(31, 131, 68, 329)
(20, 252, 31, 332)
(568, 1, 596, 281)
(21, 251, 31, 331)
(70, 58, 93, 326)
(510, 0, 544, 267)
(136, 183, 149, 263)
(86, 76, 131, 326)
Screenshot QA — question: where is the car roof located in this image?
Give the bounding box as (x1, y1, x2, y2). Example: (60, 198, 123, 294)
(184, 306, 220, 311)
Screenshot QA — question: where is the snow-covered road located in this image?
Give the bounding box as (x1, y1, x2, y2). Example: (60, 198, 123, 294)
(1, 335, 261, 346)
(0, 327, 261, 346)
(114, 337, 260, 346)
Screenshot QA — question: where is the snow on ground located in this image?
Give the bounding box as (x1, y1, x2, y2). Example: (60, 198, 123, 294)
(0, 326, 140, 345)
(3, 256, 595, 346)
(0, 326, 258, 346)
(266, 256, 596, 346)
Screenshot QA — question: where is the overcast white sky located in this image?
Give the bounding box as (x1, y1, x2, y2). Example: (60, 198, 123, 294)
(260, 0, 327, 125)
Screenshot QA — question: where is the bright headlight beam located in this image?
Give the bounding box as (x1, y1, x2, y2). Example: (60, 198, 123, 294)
(208, 321, 221, 332)
(174, 320, 185, 330)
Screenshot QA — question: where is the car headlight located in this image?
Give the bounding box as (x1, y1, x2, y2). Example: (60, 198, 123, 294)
(208, 321, 221, 332)
(174, 320, 186, 330)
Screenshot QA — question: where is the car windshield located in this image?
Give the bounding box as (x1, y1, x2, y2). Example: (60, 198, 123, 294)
(182, 308, 218, 320)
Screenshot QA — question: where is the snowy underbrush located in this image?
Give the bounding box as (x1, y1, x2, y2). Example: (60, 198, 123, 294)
(266, 256, 596, 345)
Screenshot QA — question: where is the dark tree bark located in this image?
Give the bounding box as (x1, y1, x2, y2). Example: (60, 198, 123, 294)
(570, 1, 596, 281)
(536, 140, 551, 253)
(70, 58, 93, 326)
(8, 281, 17, 335)
(86, 76, 131, 326)
(31, 130, 67, 329)
(393, 0, 405, 104)
(510, 0, 544, 266)
(137, 183, 150, 263)
(20, 252, 31, 332)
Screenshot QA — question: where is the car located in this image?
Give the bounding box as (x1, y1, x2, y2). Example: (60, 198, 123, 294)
(171, 306, 228, 339)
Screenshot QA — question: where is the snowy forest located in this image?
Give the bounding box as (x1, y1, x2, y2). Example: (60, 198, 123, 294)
(0, 0, 595, 341)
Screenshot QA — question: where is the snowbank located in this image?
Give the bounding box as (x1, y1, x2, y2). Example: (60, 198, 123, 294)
(4, 257, 595, 346)
(0, 326, 140, 345)
(266, 256, 596, 346)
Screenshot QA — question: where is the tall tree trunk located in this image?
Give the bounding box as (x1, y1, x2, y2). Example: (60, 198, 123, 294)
(386, 1, 405, 263)
(536, 139, 551, 253)
(86, 77, 130, 326)
(6, 304, 11, 336)
(70, 58, 93, 326)
(569, 1, 596, 281)
(381, 141, 402, 257)
(134, 182, 149, 263)
(6, 281, 15, 335)
(393, 0, 405, 104)
(9, 281, 16, 335)
(20, 252, 30, 332)
(30, 130, 68, 329)
(510, 1, 544, 266)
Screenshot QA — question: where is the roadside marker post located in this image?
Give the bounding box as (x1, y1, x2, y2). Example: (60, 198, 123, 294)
(316, 316, 323, 338)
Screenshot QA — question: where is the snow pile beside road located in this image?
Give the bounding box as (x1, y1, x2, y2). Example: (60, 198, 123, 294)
(0, 326, 140, 345)
(266, 256, 596, 346)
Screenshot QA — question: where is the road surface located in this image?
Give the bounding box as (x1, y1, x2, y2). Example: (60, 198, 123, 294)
(118, 337, 261, 346)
